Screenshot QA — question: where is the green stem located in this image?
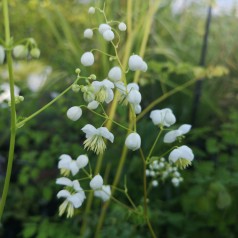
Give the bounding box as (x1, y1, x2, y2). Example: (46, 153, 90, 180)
(0, 0, 17, 221)
(147, 128, 163, 160)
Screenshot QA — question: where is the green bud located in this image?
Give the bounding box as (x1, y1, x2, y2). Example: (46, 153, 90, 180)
(13, 45, 28, 59)
(89, 74, 96, 80)
(75, 68, 81, 74)
(72, 84, 81, 92)
(30, 48, 41, 58)
(15, 95, 24, 104)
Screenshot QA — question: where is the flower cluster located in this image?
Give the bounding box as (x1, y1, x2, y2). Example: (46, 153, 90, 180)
(56, 153, 111, 217)
(146, 157, 184, 187)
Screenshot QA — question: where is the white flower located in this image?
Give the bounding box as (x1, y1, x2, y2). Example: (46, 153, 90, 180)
(0, 83, 20, 103)
(163, 124, 192, 143)
(92, 79, 114, 103)
(125, 132, 141, 151)
(171, 177, 180, 187)
(98, 24, 111, 35)
(133, 104, 142, 114)
(82, 124, 114, 155)
(94, 185, 111, 202)
(76, 155, 89, 169)
(57, 180, 86, 217)
(88, 7, 95, 14)
(169, 145, 194, 169)
(90, 174, 103, 190)
(58, 154, 79, 176)
(56, 177, 73, 186)
(0, 46, 5, 64)
(127, 89, 141, 105)
(84, 28, 93, 39)
(103, 30, 115, 41)
(118, 22, 127, 31)
(81, 52, 94, 66)
(67, 106, 82, 121)
(87, 100, 99, 110)
(13, 45, 28, 59)
(128, 55, 148, 72)
(150, 108, 176, 127)
(152, 180, 159, 187)
(108, 66, 122, 82)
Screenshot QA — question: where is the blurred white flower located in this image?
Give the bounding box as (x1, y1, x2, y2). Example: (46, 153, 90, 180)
(87, 100, 99, 110)
(88, 6, 95, 14)
(76, 155, 89, 169)
(150, 108, 176, 127)
(90, 174, 103, 190)
(0, 83, 20, 103)
(108, 66, 122, 82)
(169, 145, 194, 169)
(13, 45, 28, 59)
(81, 52, 94, 66)
(58, 154, 79, 176)
(92, 79, 114, 103)
(98, 23, 111, 34)
(118, 22, 127, 31)
(163, 124, 192, 143)
(128, 55, 148, 72)
(94, 185, 111, 202)
(67, 106, 82, 121)
(82, 124, 114, 155)
(84, 28, 93, 39)
(125, 132, 141, 151)
(103, 30, 115, 41)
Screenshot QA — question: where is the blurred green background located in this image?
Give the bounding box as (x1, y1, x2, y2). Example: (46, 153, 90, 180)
(0, 0, 238, 237)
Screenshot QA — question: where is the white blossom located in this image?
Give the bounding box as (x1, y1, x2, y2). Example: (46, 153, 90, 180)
(127, 89, 142, 105)
(125, 132, 141, 151)
(128, 55, 148, 72)
(92, 79, 114, 103)
(81, 52, 94, 66)
(82, 124, 114, 155)
(103, 30, 115, 41)
(98, 23, 111, 35)
(56, 177, 73, 187)
(67, 106, 82, 121)
(94, 185, 111, 202)
(169, 145, 194, 169)
(150, 108, 176, 127)
(152, 180, 159, 187)
(87, 100, 99, 110)
(76, 155, 89, 169)
(58, 154, 79, 176)
(90, 174, 103, 190)
(0, 46, 5, 64)
(108, 66, 122, 82)
(0, 83, 20, 103)
(88, 7, 95, 14)
(163, 124, 192, 143)
(118, 22, 127, 31)
(84, 28, 93, 39)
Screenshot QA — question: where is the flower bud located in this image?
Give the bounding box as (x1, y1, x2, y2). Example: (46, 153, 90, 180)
(75, 68, 81, 74)
(67, 106, 82, 121)
(0, 46, 5, 64)
(13, 45, 28, 59)
(87, 100, 99, 110)
(118, 22, 127, 31)
(81, 52, 94, 66)
(103, 30, 114, 41)
(108, 66, 122, 82)
(125, 132, 141, 151)
(84, 29, 93, 39)
(127, 90, 142, 105)
(88, 7, 95, 14)
(72, 84, 81, 93)
(98, 24, 111, 35)
(90, 174, 103, 190)
(30, 48, 41, 58)
(89, 74, 96, 80)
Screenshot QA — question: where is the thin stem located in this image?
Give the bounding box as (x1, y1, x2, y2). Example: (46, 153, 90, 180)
(147, 128, 163, 160)
(0, 0, 17, 221)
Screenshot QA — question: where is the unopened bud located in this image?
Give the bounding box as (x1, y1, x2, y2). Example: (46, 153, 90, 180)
(30, 48, 41, 58)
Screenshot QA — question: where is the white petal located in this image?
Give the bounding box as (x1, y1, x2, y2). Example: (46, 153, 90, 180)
(127, 90, 141, 105)
(140, 61, 148, 72)
(98, 24, 111, 34)
(102, 79, 114, 89)
(98, 127, 114, 143)
(68, 194, 83, 208)
(56, 177, 73, 187)
(94, 185, 111, 202)
(108, 66, 122, 82)
(76, 155, 89, 169)
(163, 130, 181, 143)
(81, 124, 98, 138)
(87, 100, 99, 110)
(67, 106, 82, 121)
(128, 55, 143, 71)
(103, 30, 115, 41)
(168, 148, 181, 163)
(178, 124, 192, 134)
(127, 83, 139, 91)
(84, 28, 93, 39)
(91, 81, 102, 92)
(90, 174, 103, 190)
(118, 22, 127, 31)
(179, 145, 194, 161)
(162, 108, 176, 127)
(81, 52, 94, 66)
(69, 160, 79, 176)
(72, 180, 83, 192)
(115, 82, 126, 94)
(125, 132, 141, 151)
(57, 189, 71, 199)
(58, 154, 72, 169)
(134, 104, 142, 114)
(105, 88, 114, 104)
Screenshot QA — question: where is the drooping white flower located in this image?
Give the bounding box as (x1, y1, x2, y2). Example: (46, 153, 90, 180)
(88, 7, 95, 14)
(91, 79, 114, 104)
(90, 174, 103, 190)
(163, 124, 192, 143)
(57, 180, 86, 217)
(81, 52, 94, 66)
(118, 22, 127, 31)
(84, 28, 93, 39)
(168, 145, 194, 169)
(125, 132, 141, 151)
(87, 100, 99, 110)
(0, 46, 5, 64)
(150, 108, 176, 127)
(58, 154, 79, 176)
(108, 66, 122, 82)
(103, 30, 115, 41)
(98, 24, 111, 35)
(82, 124, 114, 155)
(94, 185, 111, 202)
(128, 55, 148, 72)
(76, 155, 89, 169)
(67, 106, 82, 121)
(0, 83, 20, 103)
